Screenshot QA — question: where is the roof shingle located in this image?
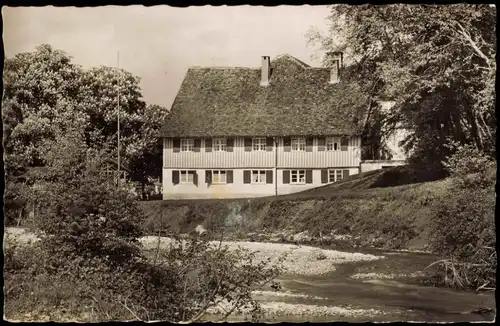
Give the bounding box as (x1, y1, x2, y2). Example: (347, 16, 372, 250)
(160, 54, 370, 138)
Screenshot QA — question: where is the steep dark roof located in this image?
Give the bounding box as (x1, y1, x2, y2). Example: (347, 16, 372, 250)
(160, 54, 370, 137)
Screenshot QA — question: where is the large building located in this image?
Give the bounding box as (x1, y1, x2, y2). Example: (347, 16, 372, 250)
(160, 53, 385, 199)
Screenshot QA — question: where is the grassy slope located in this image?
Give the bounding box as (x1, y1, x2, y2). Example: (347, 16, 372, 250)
(140, 166, 450, 250)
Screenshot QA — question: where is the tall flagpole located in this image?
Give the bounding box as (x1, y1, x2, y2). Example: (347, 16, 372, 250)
(117, 51, 121, 187)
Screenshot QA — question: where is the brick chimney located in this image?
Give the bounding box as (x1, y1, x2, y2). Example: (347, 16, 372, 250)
(260, 56, 270, 86)
(327, 51, 343, 84)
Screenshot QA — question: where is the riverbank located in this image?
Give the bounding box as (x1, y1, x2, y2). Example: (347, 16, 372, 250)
(139, 169, 453, 252)
(4, 227, 495, 322)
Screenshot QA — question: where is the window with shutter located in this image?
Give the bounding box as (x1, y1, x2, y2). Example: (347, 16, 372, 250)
(266, 170, 273, 184)
(321, 169, 328, 183)
(343, 169, 350, 180)
(205, 170, 212, 184)
(179, 170, 195, 183)
(283, 137, 291, 152)
(282, 170, 290, 184)
(326, 137, 341, 151)
(227, 170, 233, 183)
(243, 170, 251, 184)
(205, 139, 213, 152)
(305, 170, 313, 183)
(193, 171, 198, 186)
(226, 138, 234, 152)
(212, 170, 227, 184)
(244, 138, 252, 151)
(340, 137, 349, 151)
(193, 139, 201, 152)
(306, 137, 313, 152)
(172, 170, 180, 185)
(266, 138, 274, 151)
(181, 139, 194, 152)
(290, 170, 306, 184)
(317, 137, 326, 151)
(214, 138, 227, 152)
(173, 139, 181, 153)
(291, 138, 306, 151)
(251, 170, 266, 184)
(328, 169, 344, 182)
(252, 138, 266, 151)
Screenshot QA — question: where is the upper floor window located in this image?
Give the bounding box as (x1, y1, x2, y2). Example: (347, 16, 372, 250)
(213, 138, 227, 152)
(326, 137, 341, 151)
(291, 137, 306, 152)
(252, 138, 266, 151)
(181, 139, 194, 152)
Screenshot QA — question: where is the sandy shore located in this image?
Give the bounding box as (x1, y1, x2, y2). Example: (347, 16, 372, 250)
(5, 228, 384, 276)
(351, 271, 426, 280)
(140, 235, 384, 276)
(205, 300, 389, 318)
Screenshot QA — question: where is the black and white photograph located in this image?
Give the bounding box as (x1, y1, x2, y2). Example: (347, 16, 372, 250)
(2, 4, 496, 322)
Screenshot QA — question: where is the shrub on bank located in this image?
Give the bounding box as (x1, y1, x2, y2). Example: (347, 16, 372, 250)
(4, 133, 284, 322)
(4, 235, 284, 322)
(428, 145, 496, 290)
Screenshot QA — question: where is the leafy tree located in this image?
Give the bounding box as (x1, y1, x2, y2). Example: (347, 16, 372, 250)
(308, 4, 496, 170)
(3, 44, 169, 216)
(6, 132, 284, 322)
(360, 103, 393, 160)
(3, 44, 86, 169)
(28, 130, 144, 261)
(428, 144, 496, 290)
(127, 104, 169, 197)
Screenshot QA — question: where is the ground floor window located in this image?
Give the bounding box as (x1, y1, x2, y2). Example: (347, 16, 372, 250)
(173, 170, 197, 185)
(180, 170, 195, 183)
(291, 170, 306, 184)
(328, 169, 344, 182)
(252, 170, 266, 184)
(212, 170, 227, 184)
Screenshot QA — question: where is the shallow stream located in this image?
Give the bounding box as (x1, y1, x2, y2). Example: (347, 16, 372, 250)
(208, 248, 496, 322)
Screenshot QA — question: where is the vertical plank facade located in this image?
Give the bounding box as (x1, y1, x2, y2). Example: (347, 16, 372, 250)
(163, 136, 361, 169)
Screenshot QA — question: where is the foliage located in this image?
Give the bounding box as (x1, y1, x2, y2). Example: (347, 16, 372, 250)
(5, 132, 284, 322)
(4, 233, 284, 322)
(2, 44, 169, 217)
(308, 4, 496, 170)
(442, 142, 496, 189)
(29, 131, 144, 263)
(138, 236, 284, 322)
(361, 103, 393, 160)
(428, 147, 496, 290)
(140, 172, 455, 250)
(127, 104, 170, 196)
(2, 44, 86, 168)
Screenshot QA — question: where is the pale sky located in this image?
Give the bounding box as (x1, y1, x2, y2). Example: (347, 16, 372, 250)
(3, 5, 331, 108)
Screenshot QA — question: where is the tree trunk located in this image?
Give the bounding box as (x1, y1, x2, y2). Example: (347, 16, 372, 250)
(141, 182, 146, 200)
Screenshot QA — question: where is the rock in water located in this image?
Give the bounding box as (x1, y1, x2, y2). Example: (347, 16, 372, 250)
(195, 224, 207, 236)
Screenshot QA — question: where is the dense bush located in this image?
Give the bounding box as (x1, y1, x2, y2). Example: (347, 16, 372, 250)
(27, 132, 144, 263)
(4, 234, 284, 322)
(4, 133, 284, 322)
(428, 144, 496, 290)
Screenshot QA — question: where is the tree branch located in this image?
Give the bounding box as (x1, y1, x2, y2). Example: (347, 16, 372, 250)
(454, 21, 491, 68)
